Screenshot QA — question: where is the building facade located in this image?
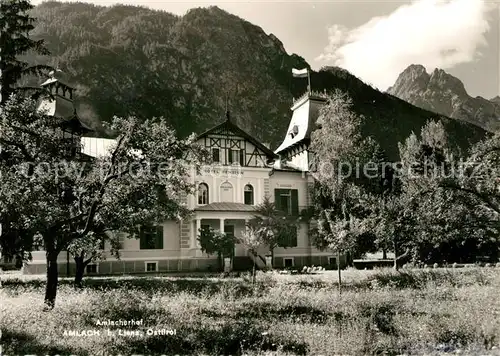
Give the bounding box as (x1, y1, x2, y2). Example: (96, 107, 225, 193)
(23, 88, 345, 275)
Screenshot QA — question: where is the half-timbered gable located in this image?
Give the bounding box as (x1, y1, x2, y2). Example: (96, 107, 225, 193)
(188, 111, 278, 210)
(195, 111, 277, 168)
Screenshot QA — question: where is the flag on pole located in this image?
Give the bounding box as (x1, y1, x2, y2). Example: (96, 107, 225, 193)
(292, 68, 308, 78)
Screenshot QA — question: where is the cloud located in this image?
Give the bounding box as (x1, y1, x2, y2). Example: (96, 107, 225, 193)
(315, 0, 492, 91)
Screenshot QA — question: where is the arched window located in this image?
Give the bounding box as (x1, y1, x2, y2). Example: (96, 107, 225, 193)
(244, 184, 254, 205)
(220, 181, 233, 202)
(198, 183, 209, 205)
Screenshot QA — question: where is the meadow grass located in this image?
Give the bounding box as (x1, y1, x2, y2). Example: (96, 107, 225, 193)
(1, 267, 500, 355)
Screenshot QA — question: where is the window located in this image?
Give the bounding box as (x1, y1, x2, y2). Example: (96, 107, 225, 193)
(280, 225, 298, 248)
(329, 257, 337, 268)
(86, 264, 98, 274)
(239, 149, 245, 166)
(284, 258, 294, 268)
(244, 184, 254, 205)
(224, 225, 235, 237)
(280, 191, 291, 215)
(228, 149, 240, 165)
(274, 189, 299, 216)
(212, 148, 220, 163)
(145, 261, 158, 272)
(198, 183, 209, 205)
(139, 225, 164, 249)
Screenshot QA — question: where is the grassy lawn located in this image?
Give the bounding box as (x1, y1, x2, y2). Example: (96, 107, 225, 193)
(1, 268, 500, 355)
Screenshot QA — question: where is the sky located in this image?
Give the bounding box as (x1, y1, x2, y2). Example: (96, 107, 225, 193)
(32, 0, 500, 99)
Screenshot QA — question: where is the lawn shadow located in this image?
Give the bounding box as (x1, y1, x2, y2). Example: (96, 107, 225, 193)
(2, 277, 265, 297)
(115, 320, 309, 355)
(2, 328, 86, 355)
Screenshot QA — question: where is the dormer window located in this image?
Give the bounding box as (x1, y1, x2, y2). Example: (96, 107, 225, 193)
(212, 148, 220, 163)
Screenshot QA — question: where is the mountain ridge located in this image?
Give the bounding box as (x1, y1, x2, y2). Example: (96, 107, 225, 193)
(387, 64, 500, 132)
(25, 2, 487, 157)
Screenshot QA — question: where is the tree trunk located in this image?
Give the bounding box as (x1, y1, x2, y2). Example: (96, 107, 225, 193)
(44, 251, 59, 309)
(66, 251, 70, 277)
(393, 240, 399, 270)
(252, 260, 256, 285)
(270, 248, 274, 269)
(337, 251, 342, 295)
(74, 256, 85, 288)
(217, 252, 223, 272)
(394, 248, 411, 271)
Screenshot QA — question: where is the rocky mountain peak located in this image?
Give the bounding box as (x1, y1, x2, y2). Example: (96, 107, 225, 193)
(387, 64, 430, 99)
(428, 68, 468, 99)
(388, 65, 500, 132)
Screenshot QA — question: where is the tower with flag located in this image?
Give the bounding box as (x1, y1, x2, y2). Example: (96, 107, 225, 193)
(292, 67, 311, 93)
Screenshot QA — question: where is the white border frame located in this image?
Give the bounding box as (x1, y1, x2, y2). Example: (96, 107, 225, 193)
(144, 261, 158, 272)
(86, 263, 99, 274)
(283, 257, 294, 268)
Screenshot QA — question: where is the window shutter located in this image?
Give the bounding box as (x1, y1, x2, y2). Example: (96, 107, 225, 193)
(156, 226, 164, 249)
(139, 228, 147, 249)
(291, 226, 298, 247)
(291, 189, 299, 216)
(228, 149, 233, 163)
(274, 189, 282, 211)
(239, 149, 244, 166)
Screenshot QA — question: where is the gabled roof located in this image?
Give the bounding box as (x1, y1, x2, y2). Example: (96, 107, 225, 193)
(37, 96, 92, 133)
(195, 202, 256, 212)
(37, 70, 92, 134)
(196, 112, 278, 159)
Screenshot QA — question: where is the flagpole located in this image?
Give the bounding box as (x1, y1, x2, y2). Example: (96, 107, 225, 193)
(307, 69, 311, 94)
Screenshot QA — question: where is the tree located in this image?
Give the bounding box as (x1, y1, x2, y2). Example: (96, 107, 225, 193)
(369, 193, 416, 269)
(67, 226, 121, 288)
(239, 222, 266, 283)
(309, 90, 376, 279)
(197, 226, 238, 272)
(432, 129, 500, 262)
(0, 0, 52, 104)
(250, 196, 298, 267)
(443, 131, 500, 215)
(371, 120, 499, 267)
(0, 95, 206, 308)
(367, 121, 455, 269)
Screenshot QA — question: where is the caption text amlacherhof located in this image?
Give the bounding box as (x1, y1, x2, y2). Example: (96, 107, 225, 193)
(62, 319, 176, 337)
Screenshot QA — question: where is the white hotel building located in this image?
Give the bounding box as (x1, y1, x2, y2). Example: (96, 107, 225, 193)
(23, 74, 344, 275)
